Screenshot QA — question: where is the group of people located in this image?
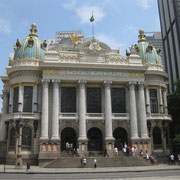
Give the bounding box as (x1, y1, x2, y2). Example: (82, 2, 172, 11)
(114, 143, 137, 157)
(168, 153, 180, 165)
(80, 157, 97, 168)
(65, 142, 79, 157)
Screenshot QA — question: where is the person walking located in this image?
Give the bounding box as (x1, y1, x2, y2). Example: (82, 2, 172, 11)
(94, 159, 97, 168)
(83, 158, 87, 168)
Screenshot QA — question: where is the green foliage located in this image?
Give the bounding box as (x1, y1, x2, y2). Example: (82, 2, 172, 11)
(174, 133, 180, 143)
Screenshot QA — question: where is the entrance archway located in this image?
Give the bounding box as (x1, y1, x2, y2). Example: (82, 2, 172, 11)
(153, 127, 162, 145)
(61, 127, 77, 151)
(87, 128, 103, 151)
(113, 127, 128, 150)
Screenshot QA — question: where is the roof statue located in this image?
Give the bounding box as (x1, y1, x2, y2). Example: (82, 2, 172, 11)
(69, 34, 83, 47)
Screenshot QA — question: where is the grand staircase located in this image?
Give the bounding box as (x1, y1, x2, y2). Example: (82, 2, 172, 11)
(43, 151, 150, 168)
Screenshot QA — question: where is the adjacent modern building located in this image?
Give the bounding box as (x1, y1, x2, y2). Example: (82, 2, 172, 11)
(0, 24, 172, 166)
(158, 0, 180, 93)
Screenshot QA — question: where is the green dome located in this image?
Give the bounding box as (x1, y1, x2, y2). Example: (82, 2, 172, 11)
(14, 23, 47, 60)
(134, 30, 162, 65)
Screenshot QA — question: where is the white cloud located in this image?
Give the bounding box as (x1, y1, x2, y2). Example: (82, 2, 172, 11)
(0, 19, 11, 33)
(76, 5, 105, 24)
(126, 25, 137, 31)
(136, 0, 150, 9)
(96, 33, 127, 54)
(62, 0, 76, 10)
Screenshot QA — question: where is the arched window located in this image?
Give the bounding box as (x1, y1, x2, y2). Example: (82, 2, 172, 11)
(22, 127, 32, 146)
(10, 128, 16, 146)
(153, 127, 162, 145)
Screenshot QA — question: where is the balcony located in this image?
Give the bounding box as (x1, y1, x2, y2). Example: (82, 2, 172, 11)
(59, 113, 78, 120)
(86, 113, 104, 120)
(112, 113, 130, 120)
(3, 112, 40, 121)
(146, 113, 172, 121)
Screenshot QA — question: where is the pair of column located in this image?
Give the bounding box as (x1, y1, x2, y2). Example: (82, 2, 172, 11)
(40, 79, 60, 140)
(129, 81, 149, 139)
(78, 80, 114, 141)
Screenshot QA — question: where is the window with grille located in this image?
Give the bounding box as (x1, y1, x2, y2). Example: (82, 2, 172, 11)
(150, 89, 159, 113)
(23, 86, 33, 112)
(61, 87, 76, 112)
(22, 127, 32, 146)
(87, 88, 101, 113)
(111, 88, 126, 113)
(13, 87, 19, 112)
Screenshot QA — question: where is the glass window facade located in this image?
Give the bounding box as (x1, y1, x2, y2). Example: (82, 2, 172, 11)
(150, 89, 159, 113)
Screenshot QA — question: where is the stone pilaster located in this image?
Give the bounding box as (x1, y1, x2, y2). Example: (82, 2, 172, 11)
(40, 79, 50, 140)
(78, 80, 88, 155)
(145, 85, 151, 114)
(163, 89, 168, 114)
(18, 84, 23, 112)
(138, 82, 149, 139)
(9, 88, 13, 113)
(51, 79, 60, 140)
(129, 81, 139, 140)
(33, 84, 38, 112)
(159, 87, 163, 113)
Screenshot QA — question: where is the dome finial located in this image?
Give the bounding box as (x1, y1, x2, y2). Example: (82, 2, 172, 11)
(138, 29, 146, 42)
(29, 23, 38, 37)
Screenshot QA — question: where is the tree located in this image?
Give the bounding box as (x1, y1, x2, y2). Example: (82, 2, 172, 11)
(168, 79, 180, 142)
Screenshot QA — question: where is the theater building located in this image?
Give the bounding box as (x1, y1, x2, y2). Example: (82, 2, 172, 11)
(0, 24, 172, 165)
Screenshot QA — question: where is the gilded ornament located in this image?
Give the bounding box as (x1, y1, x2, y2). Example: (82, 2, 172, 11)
(28, 36, 34, 47)
(41, 40, 47, 50)
(15, 39, 21, 49)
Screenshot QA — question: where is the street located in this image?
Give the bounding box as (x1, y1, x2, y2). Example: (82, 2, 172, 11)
(0, 170, 180, 180)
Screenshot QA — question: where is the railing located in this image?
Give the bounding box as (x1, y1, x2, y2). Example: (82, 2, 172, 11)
(112, 113, 130, 120)
(59, 113, 78, 120)
(86, 113, 104, 120)
(3, 112, 40, 120)
(146, 113, 172, 120)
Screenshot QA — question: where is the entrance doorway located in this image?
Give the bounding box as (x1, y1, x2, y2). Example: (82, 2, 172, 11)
(113, 127, 128, 150)
(61, 127, 77, 151)
(87, 127, 103, 151)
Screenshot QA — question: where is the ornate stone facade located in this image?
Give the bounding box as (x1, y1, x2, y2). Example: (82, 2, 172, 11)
(0, 25, 172, 166)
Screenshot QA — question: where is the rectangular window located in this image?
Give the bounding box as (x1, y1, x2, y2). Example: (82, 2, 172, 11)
(111, 88, 125, 113)
(13, 87, 19, 112)
(161, 90, 165, 113)
(150, 89, 159, 113)
(61, 87, 76, 112)
(23, 86, 33, 112)
(87, 88, 101, 113)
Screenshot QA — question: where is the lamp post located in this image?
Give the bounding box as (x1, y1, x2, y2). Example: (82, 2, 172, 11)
(15, 120, 23, 169)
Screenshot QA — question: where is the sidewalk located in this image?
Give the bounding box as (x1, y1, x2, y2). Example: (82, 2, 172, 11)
(0, 164, 180, 174)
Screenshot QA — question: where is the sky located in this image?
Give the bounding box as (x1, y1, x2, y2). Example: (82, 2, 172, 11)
(0, 0, 160, 110)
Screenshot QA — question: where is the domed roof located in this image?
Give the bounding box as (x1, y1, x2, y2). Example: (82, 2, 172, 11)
(134, 30, 162, 65)
(14, 23, 47, 60)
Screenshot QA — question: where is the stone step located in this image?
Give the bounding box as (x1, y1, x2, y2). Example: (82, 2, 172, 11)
(45, 156, 150, 168)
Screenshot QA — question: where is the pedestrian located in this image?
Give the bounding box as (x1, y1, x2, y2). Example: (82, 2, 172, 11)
(132, 147, 135, 157)
(124, 142, 127, 149)
(170, 154, 175, 165)
(178, 154, 180, 165)
(83, 158, 87, 168)
(114, 147, 118, 155)
(76, 148, 80, 157)
(128, 146, 131, 156)
(146, 152, 150, 161)
(80, 157, 84, 168)
(122, 147, 126, 156)
(104, 149, 109, 157)
(94, 159, 97, 168)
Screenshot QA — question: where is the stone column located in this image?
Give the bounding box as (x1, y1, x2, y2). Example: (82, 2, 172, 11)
(104, 80, 113, 140)
(159, 87, 163, 113)
(40, 79, 50, 140)
(78, 80, 87, 140)
(104, 80, 114, 155)
(138, 82, 149, 139)
(51, 79, 60, 140)
(9, 87, 13, 113)
(163, 89, 168, 114)
(0, 90, 8, 141)
(78, 80, 88, 155)
(145, 85, 151, 114)
(129, 82, 139, 139)
(18, 84, 23, 112)
(33, 83, 38, 112)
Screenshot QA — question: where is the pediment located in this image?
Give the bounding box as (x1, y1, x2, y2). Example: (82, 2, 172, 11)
(78, 38, 111, 56)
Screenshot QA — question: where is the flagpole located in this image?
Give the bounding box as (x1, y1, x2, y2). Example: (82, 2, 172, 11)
(92, 21, 94, 38)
